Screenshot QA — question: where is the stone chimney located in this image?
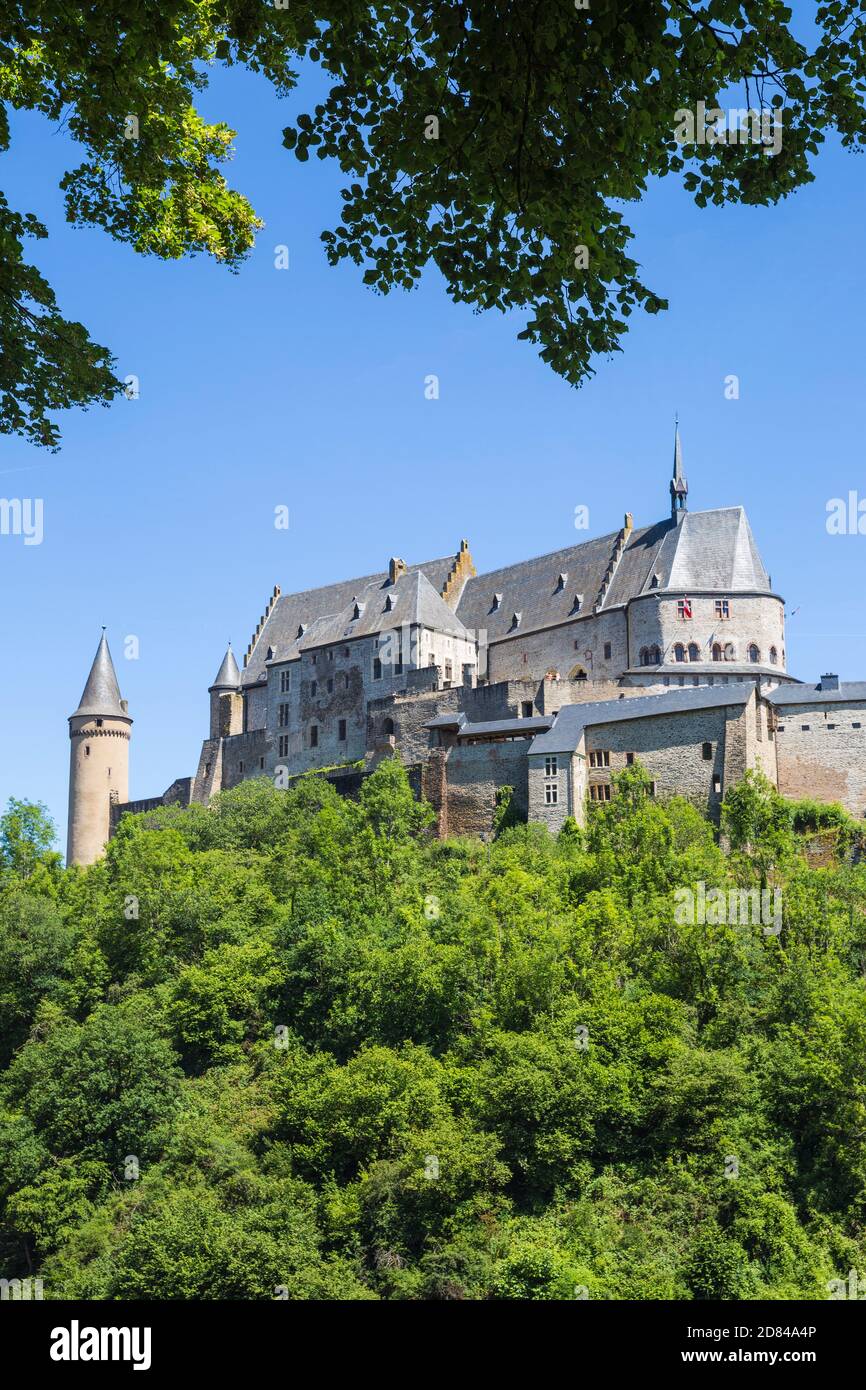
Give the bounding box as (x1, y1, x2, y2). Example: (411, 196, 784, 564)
(388, 557, 407, 584)
(819, 673, 840, 691)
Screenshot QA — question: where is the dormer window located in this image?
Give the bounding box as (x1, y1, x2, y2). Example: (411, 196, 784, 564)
(266, 646, 274, 661)
(556, 572, 567, 592)
(490, 593, 502, 612)
(571, 595, 582, 615)
(297, 623, 307, 640)
(650, 574, 660, 589)
(352, 600, 363, 621)
(384, 594, 395, 612)
(510, 611, 521, 630)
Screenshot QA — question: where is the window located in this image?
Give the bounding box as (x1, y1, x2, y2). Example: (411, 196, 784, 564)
(327, 677, 334, 693)
(827, 723, 836, 730)
(712, 643, 723, 662)
(648, 781, 657, 797)
(748, 643, 760, 663)
(311, 653, 317, 665)
(674, 643, 685, 662)
(259, 757, 265, 769)
(545, 784, 559, 805)
(715, 599, 730, 619)
(278, 702, 289, 727)
(801, 724, 810, 731)
(677, 598, 693, 620)
(338, 719, 347, 741)
(604, 642, 612, 659)
(239, 761, 244, 774)
(373, 657, 382, 680)
(310, 680, 317, 696)
(769, 646, 778, 665)
(522, 701, 533, 718)
(854, 722, 862, 729)
(444, 660, 453, 683)
(96, 718, 103, 727)
(309, 724, 319, 748)
(342, 673, 349, 689)
(85, 745, 90, 757)
(589, 783, 612, 802)
(639, 647, 648, 666)
(328, 649, 335, 662)
(278, 736, 288, 757)
(625, 752, 635, 766)
(589, 749, 610, 768)
(713, 774, 722, 794)
(702, 741, 712, 760)
(545, 756, 558, 776)
(280, 669, 290, 693)
(384, 718, 395, 737)
(688, 642, 699, 662)
(204, 761, 211, 776)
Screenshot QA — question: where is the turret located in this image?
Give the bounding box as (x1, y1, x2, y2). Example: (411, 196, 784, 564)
(209, 643, 243, 739)
(670, 422, 688, 520)
(66, 631, 131, 866)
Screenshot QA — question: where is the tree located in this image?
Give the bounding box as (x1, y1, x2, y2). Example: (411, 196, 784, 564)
(4, 2, 866, 445)
(0, 798, 61, 883)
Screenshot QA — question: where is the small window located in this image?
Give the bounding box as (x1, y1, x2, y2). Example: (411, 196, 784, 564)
(310, 680, 317, 696)
(648, 781, 657, 797)
(311, 653, 318, 665)
(677, 598, 692, 620)
(278, 735, 289, 757)
(589, 750, 610, 768)
(278, 702, 289, 728)
(801, 724, 810, 731)
(260, 757, 265, 769)
(625, 752, 635, 766)
(688, 643, 699, 662)
(827, 723, 836, 730)
(85, 745, 90, 757)
(328, 649, 335, 662)
(545, 784, 559, 805)
(204, 761, 211, 776)
(280, 669, 291, 693)
(384, 718, 395, 737)
(373, 657, 382, 680)
(702, 741, 712, 760)
(96, 718, 103, 727)
(309, 725, 319, 748)
(769, 646, 778, 666)
(604, 642, 612, 659)
(545, 756, 558, 776)
(715, 599, 730, 619)
(674, 643, 685, 662)
(239, 761, 244, 774)
(338, 719, 347, 741)
(712, 643, 723, 662)
(343, 647, 350, 658)
(748, 643, 760, 663)
(327, 677, 334, 693)
(854, 722, 862, 729)
(522, 701, 533, 718)
(713, 774, 722, 794)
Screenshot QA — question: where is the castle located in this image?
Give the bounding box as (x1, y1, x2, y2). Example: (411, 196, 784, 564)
(66, 432, 866, 864)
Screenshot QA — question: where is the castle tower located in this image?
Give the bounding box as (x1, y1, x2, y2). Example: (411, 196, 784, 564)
(670, 422, 688, 520)
(66, 631, 132, 866)
(209, 643, 243, 739)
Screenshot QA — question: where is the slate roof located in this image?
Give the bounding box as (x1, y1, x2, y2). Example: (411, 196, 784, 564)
(211, 645, 241, 690)
(644, 508, 772, 593)
(70, 633, 129, 720)
(298, 568, 468, 652)
(241, 555, 457, 685)
(767, 681, 866, 706)
(529, 685, 754, 756)
(425, 714, 553, 737)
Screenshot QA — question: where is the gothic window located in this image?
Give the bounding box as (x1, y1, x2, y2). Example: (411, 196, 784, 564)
(688, 642, 699, 662)
(674, 643, 685, 662)
(712, 643, 723, 662)
(748, 643, 760, 663)
(639, 647, 649, 666)
(650, 645, 661, 665)
(769, 646, 778, 665)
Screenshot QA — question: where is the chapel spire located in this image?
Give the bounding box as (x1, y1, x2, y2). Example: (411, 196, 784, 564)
(670, 419, 688, 520)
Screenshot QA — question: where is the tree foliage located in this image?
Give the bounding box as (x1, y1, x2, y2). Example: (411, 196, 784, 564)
(4, 2, 866, 444)
(1, 762, 865, 1299)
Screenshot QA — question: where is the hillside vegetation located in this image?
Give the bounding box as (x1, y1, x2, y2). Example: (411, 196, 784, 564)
(1, 763, 865, 1300)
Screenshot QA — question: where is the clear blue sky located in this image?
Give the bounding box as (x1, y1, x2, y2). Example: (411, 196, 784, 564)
(3, 50, 866, 848)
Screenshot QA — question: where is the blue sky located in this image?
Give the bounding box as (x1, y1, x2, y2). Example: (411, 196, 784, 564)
(2, 50, 866, 847)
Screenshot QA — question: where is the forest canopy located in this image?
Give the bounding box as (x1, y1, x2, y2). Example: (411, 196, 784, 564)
(1, 762, 865, 1300)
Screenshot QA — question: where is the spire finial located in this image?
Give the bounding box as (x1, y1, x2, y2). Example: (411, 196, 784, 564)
(670, 420, 688, 518)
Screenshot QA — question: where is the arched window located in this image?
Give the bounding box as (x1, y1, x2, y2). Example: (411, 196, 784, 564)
(674, 643, 685, 663)
(769, 646, 778, 665)
(383, 717, 395, 737)
(688, 642, 699, 662)
(748, 643, 760, 663)
(569, 664, 588, 681)
(650, 645, 661, 665)
(639, 647, 649, 666)
(712, 643, 723, 662)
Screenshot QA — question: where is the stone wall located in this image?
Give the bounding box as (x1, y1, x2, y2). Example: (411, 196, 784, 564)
(485, 607, 629, 685)
(628, 591, 786, 672)
(440, 740, 528, 838)
(773, 699, 866, 818)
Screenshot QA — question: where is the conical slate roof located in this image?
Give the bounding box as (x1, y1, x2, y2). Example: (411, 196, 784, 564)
(211, 644, 241, 689)
(70, 632, 128, 719)
(671, 424, 688, 497)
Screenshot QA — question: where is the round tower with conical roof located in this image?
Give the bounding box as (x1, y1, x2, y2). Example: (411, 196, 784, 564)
(209, 643, 243, 739)
(66, 631, 132, 866)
